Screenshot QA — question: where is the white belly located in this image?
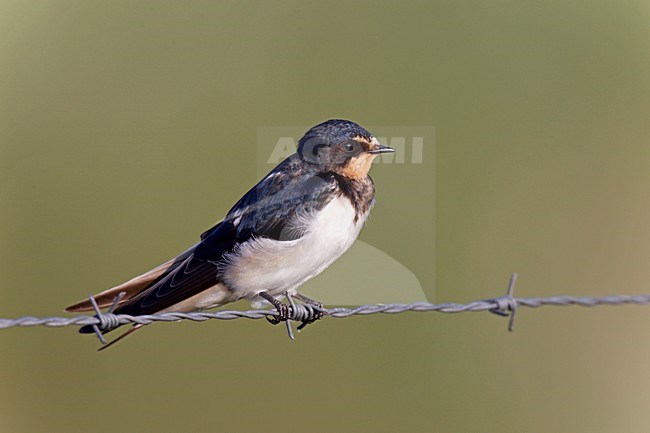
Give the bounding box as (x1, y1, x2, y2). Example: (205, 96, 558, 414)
(221, 195, 368, 298)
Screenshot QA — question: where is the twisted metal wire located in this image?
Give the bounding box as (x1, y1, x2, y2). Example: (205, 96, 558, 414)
(2, 274, 650, 339)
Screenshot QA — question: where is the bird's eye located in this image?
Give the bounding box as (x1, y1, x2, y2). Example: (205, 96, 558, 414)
(343, 141, 355, 152)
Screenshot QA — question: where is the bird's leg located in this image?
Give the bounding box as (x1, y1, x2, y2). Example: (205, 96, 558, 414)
(259, 291, 289, 325)
(291, 292, 323, 309)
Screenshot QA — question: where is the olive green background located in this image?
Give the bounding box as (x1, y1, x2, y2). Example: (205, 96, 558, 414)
(2, 1, 650, 432)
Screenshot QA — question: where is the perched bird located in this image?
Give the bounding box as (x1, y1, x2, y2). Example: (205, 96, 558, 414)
(65, 119, 394, 348)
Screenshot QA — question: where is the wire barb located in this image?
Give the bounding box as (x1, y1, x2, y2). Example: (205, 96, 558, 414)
(88, 292, 125, 345)
(488, 273, 519, 331)
(262, 292, 326, 340)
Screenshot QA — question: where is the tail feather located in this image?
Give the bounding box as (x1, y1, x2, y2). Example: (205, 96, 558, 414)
(64, 245, 197, 313)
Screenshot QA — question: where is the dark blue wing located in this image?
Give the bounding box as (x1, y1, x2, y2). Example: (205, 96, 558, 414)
(199, 156, 338, 251)
(112, 255, 222, 317)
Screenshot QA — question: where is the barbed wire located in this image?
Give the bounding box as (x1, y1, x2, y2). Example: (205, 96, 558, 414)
(2, 274, 650, 346)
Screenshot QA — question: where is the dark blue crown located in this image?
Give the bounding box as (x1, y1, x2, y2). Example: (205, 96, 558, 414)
(297, 119, 372, 155)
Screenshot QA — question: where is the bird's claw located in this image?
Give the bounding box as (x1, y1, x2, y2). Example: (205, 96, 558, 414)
(266, 302, 289, 325)
(259, 291, 325, 339)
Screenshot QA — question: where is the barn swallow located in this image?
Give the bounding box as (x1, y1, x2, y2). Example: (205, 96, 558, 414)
(65, 119, 394, 348)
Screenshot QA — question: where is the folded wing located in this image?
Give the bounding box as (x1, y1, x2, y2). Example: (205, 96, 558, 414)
(66, 157, 339, 317)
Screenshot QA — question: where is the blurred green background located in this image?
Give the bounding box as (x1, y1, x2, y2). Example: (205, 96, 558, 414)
(2, 1, 650, 432)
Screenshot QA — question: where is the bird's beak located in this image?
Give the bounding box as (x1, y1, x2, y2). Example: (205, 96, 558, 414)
(367, 143, 395, 154)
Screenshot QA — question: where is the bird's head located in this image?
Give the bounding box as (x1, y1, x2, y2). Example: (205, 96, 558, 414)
(297, 119, 395, 179)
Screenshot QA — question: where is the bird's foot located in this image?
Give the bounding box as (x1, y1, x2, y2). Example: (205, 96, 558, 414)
(258, 291, 326, 339)
(259, 291, 290, 325)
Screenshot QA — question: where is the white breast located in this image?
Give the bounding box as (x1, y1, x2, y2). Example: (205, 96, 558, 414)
(221, 195, 369, 298)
